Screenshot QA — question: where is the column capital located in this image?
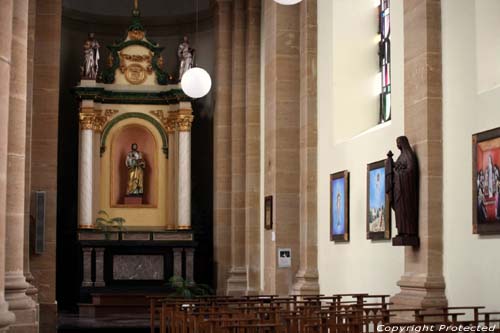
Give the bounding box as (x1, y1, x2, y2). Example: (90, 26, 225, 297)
(79, 108, 118, 132)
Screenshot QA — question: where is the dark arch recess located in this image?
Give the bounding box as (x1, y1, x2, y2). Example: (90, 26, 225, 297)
(100, 112, 168, 158)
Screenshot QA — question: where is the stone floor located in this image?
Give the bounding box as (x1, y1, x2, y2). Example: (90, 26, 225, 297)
(57, 313, 151, 333)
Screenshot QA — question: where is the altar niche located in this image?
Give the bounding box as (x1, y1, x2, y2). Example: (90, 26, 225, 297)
(111, 124, 157, 207)
(100, 116, 168, 228)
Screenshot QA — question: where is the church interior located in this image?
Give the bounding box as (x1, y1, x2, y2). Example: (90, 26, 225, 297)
(0, 0, 499, 332)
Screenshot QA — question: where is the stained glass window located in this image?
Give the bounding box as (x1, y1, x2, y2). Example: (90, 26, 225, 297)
(379, 0, 391, 123)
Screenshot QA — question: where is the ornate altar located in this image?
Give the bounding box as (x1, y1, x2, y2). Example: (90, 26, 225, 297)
(73, 4, 196, 294)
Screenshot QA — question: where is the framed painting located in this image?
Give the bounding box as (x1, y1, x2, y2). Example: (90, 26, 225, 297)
(472, 127, 500, 234)
(330, 171, 349, 242)
(264, 196, 273, 230)
(366, 160, 391, 240)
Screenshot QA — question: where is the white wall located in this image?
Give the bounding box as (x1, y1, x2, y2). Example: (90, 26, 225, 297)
(332, 0, 381, 143)
(442, 0, 500, 309)
(317, 0, 404, 295)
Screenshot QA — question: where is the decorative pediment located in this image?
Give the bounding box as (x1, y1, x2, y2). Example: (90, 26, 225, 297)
(101, 5, 170, 85)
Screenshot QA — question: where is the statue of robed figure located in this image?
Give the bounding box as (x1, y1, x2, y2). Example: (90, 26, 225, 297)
(385, 136, 420, 247)
(126, 143, 146, 196)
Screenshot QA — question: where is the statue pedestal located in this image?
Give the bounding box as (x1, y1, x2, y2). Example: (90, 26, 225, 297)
(124, 195, 143, 205)
(392, 234, 420, 247)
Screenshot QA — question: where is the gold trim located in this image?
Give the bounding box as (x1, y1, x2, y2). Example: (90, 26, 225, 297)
(165, 224, 176, 230)
(79, 108, 119, 132)
(176, 115, 194, 131)
(177, 225, 191, 230)
(80, 113, 95, 130)
(128, 29, 145, 41)
(79, 224, 97, 229)
(124, 63, 148, 85)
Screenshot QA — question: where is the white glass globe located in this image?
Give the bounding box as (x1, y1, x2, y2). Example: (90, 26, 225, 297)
(181, 67, 212, 99)
(274, 0, 303, 5)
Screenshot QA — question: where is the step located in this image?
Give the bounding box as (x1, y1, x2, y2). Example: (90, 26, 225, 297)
(78, 303, 150, 318)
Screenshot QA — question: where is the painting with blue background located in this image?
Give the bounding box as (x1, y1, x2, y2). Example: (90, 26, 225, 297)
(331, 178, 345, 235)
(369, 167, 385, 223)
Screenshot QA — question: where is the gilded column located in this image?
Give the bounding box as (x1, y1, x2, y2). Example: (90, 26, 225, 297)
(176, 110, 193, 230)
(78, 109, 96, 229)
(0, 0, 17, 330)
(5, 0, 38, 331)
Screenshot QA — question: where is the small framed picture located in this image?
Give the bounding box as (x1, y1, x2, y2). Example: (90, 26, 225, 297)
(473, 127, 500, 234)
(264, 196, 273, 230)
(366, 160, 391, 240)
(278, 248, 291, 268)
(330, 171, 349, 242)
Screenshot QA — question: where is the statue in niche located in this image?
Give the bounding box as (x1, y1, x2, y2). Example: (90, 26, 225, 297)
(177, 36, 195, 80)
(126, 143, 146, 196)
(385, 136, 420, 247)
(81, 33, 100, 80)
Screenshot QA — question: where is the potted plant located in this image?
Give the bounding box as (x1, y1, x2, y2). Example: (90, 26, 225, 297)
(165, 276, 214, 299)
(95, 210, 126, 240)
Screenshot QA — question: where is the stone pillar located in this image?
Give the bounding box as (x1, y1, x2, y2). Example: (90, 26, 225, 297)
(30, 0, 61, 331)
(94, 248, 105, 287)
(82, 248, 93, 287)
(0, 0, 17, 330)
(24, 0, 38, 301)
(166, 120, 176, 229)
(185, 248, 195, 285)
(213, 0, 233, 294)
(391, 0, 447, 317)
(292, 0, 320, 295)
(244, 0, 262, 296)
(78, 110, 95, 229)
(5, 0, 38, 331)
(263, 0, 301, 296)
(226, 0, 247, 296)
(173, 248, 183, 278)
(176, 110, 193, 230)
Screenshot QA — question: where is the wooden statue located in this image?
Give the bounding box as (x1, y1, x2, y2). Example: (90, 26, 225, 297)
(385, 136, 420, 247)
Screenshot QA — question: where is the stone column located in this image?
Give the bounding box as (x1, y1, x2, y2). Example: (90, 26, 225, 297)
(5, 0, 38, 331)
(185, 248, 195, 285)
(166, 120, 176, 229)
(30, 1, 61, 331)
(292, 0, 320, 295)
(24, 0, 38, 301)
(226, 0, 247, 296)
(173, 248, 183, 278)
(0, 0, 17, 330)
(213, 0, 233, 296)
(263, 0, 301, 296)
(244, 0, 262, 295)
(82, 248, 93, 287)
(94, 248, 105, 287)
(391, 0, 447, 317)
(176, 111, 193, 230)
(78, 110, 95, 229)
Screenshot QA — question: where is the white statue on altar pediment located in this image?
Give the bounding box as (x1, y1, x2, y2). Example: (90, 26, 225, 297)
(81, 33, 100, 80)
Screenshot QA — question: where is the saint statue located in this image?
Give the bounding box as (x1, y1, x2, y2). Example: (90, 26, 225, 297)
(81, 33, 100, 80)
(177, 36, 195, 80)
(385, 136, 420, 247)
(125, 143, 146, 196)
